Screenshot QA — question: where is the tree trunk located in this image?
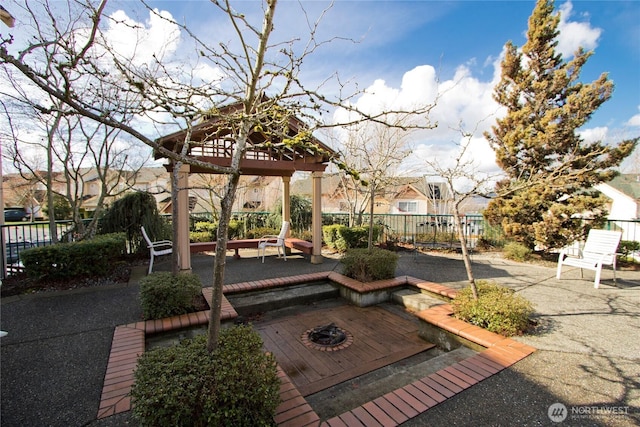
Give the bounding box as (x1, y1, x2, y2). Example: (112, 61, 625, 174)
(47, 112, 62, 244)
(452, 203, 478, 300)
(367, 184, 375, 250)
(170, 164, 181, 275)
(207, 171, 241, 353)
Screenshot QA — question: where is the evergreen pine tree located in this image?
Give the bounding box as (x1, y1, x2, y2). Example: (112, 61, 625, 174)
(484, 0, 637, 250)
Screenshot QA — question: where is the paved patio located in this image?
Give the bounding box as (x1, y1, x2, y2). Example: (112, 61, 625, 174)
(1, 249, 638, 426)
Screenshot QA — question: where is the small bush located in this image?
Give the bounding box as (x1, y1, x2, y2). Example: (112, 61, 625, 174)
(139, 272, 202, 320)
(131, 326, 280, 427)
(189, 231, 212, 243)
(341, 247, 399, 282)
(192, 221, 216, 241)
(322, 224, 382, 251)
(618, 240, 640, 262)
(20, 233, 126, 280)
(245, 227, 279, 239)
(503, 241, 532, 262)
(452, 281, 534, 336)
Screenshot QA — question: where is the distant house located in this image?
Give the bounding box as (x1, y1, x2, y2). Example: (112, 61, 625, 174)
(291, 174, 488, 216)
(596, 174, 640, 243)
(158, 171, 281, 216)
(596, 174, 640, 220)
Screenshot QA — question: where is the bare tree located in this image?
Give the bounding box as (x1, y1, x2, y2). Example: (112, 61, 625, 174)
(0, 0, 435, 350)
(338, 114, 424, 248)
(423, 127, 497, 299)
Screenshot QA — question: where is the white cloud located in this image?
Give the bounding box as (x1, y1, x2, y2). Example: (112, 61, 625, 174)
(556, 1, 601, 58)
(332, 60, 504, 181)
(102, 8, 181, 66)
(625, 107, 640, 127)
(579, 126, 609, 143)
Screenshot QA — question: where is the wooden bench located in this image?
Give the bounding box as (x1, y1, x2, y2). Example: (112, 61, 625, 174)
(284, 238, 313, 255)
(190, 238, 314, 258)
(190, 239, 259, 258)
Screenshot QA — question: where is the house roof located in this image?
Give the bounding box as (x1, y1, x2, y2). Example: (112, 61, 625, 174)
(605, 174, 640, 200)
(155, 101, 336, 177)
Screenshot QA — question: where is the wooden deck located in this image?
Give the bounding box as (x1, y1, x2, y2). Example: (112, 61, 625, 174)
(254, 303, 435, 397)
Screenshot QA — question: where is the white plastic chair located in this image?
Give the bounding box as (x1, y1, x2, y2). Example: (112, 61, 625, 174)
(258, 221, 289, 263)
(556, 229, 622, 288)
(141, 226, 173, 274)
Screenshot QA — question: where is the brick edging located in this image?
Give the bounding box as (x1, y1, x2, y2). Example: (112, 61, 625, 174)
(321, 303, 536, 426)
(98, 273, 536, 426)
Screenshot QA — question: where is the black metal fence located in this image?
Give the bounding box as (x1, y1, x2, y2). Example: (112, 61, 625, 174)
(3, 214, 638, 278)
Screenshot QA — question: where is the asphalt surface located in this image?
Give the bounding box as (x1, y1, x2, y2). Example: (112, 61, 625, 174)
(1, 249, 639, 427)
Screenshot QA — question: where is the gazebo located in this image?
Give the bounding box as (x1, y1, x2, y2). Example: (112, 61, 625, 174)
(154, 104, 336, 270)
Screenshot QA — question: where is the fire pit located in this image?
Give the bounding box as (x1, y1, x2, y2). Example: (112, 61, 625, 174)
(302, 323, 353, 351)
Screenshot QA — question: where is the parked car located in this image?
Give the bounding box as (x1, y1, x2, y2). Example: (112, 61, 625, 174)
(5, 241, 33, 264)
(4, 207, 29, 222)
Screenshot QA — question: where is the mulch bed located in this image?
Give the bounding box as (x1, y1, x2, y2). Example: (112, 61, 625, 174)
(1, 262, 133, 297)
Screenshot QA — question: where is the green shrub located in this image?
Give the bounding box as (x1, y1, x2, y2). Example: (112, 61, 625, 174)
(139, 272, 202, 320)
(228, 219, 243, 239)
(503, 241, 532, 262)
(20, 233, 126, 280)
(341, 248, 399, 282)
(618, 240, 640, 262)
(322, 225, 382, 251)
(189, 231, 212, 243)
(244, 227, 279, 239)
(131, 326, 280, 427)
(452, 281, 534, 336)
(193, 221, 216, 233)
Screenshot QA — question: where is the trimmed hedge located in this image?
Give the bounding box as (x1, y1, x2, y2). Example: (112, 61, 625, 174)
(341, 247, 399, 282)
(131, 326, 280, 427)
(452, 281, 534, 336)
(139, 272, 203, 320)
(322, 224, 382, 251)
(20, 233, 126, 280)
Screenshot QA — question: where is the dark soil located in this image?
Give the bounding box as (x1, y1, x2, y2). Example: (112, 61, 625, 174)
(1, 262, 133, 297)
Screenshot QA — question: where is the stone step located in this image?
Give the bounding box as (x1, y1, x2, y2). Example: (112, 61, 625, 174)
(306, 345, 477, 419)
(392, 288, 446, 312)
(227, 282, 339, 316)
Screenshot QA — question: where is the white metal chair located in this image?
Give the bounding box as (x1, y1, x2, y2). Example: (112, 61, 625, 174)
(258, 221, 289, 263)
(141, 226, 173, 274)
(556, 229, 622, 288)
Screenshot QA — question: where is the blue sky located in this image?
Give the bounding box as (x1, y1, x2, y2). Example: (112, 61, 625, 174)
(137, 0, 640, 128)
(136, 0, 640, 172)
(2, 0, 639, 174)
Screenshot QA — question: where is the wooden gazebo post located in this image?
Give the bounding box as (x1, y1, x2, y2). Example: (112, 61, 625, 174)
(177, 164, 191, 272)
(281, 176, 291, 234)
(311, 171, 323, 264)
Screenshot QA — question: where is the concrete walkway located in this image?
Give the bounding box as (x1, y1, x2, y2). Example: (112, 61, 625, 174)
(1, 250, 638, 426)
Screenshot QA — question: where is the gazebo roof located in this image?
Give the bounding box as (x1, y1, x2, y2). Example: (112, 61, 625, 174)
(155, 104, 336, 177)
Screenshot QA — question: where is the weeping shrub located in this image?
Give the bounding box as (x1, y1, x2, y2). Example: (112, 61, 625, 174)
(99, 191, 169, 254)
(267, 194, 312, 233)
(131, 326, 280, 427)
